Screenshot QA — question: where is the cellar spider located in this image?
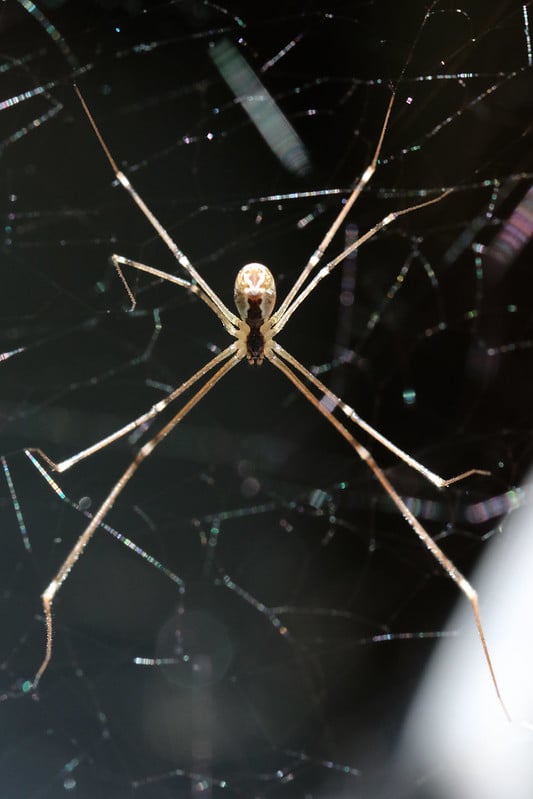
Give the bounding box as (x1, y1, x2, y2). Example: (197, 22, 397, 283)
(28, 85, 510, 720)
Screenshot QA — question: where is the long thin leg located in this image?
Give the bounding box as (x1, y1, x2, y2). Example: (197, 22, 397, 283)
(74, 85, 240, 330)
(272, 341, 488, 488)
(32, 348, 242, 688)
(273, 187, 452, 334)
(111, 255, 239, 335)
(28, 344, 239, 474)
(273, 94, 396, 325)
(267, 346, 510, 721)
(110, 254, 192, 312)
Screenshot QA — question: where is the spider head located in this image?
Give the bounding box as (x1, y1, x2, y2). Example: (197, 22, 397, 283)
(234, 263, 276, 324)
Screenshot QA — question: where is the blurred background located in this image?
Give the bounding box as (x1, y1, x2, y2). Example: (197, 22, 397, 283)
(1, 1, 532, 796)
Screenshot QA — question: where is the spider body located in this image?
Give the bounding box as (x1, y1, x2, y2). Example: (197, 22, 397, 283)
(234, 262, 276, 365)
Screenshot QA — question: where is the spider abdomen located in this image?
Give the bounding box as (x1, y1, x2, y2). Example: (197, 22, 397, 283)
(246, 323, 265, 365)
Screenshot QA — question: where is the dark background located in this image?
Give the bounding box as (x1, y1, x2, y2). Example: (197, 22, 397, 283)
(1, 1, 532, 797)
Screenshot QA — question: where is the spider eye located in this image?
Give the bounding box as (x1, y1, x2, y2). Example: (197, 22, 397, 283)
(234, 262, 277, 322)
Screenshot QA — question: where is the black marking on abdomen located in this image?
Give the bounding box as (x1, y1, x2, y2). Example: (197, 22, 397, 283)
(245, 297, 265, 365)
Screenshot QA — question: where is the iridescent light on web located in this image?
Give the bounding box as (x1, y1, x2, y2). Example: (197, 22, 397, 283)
(403, 387, 417, 406)
(17, 0, 78, 69)
(24, 450, 185, 587)
(209, 38, 311, 176)
(483, 183, 533, 270)
(523, 4, 532, 65)
(1, 457, 31, 552)
(465, 486, 528, 523)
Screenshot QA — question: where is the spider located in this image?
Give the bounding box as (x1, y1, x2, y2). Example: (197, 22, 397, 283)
(28, 85, 509, 720)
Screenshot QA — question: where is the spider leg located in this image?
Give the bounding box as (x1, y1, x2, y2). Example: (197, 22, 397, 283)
(111, 255, 239, 335)
(32, 345, 242, 688)
(74, 85, 240, 330)
(273, 93, 396, 325)
(273, 187, 452, 334)
(266, 346, 510, 721)
(27, 345, 239, 474)
(272, 342, 489, 488)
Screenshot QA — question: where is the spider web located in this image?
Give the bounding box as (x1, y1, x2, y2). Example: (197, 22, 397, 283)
(1, 1, 532, 796)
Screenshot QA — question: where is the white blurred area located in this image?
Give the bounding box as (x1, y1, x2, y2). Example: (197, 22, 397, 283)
(209, 38, 311, 177)
(394, 475, 533, 798)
